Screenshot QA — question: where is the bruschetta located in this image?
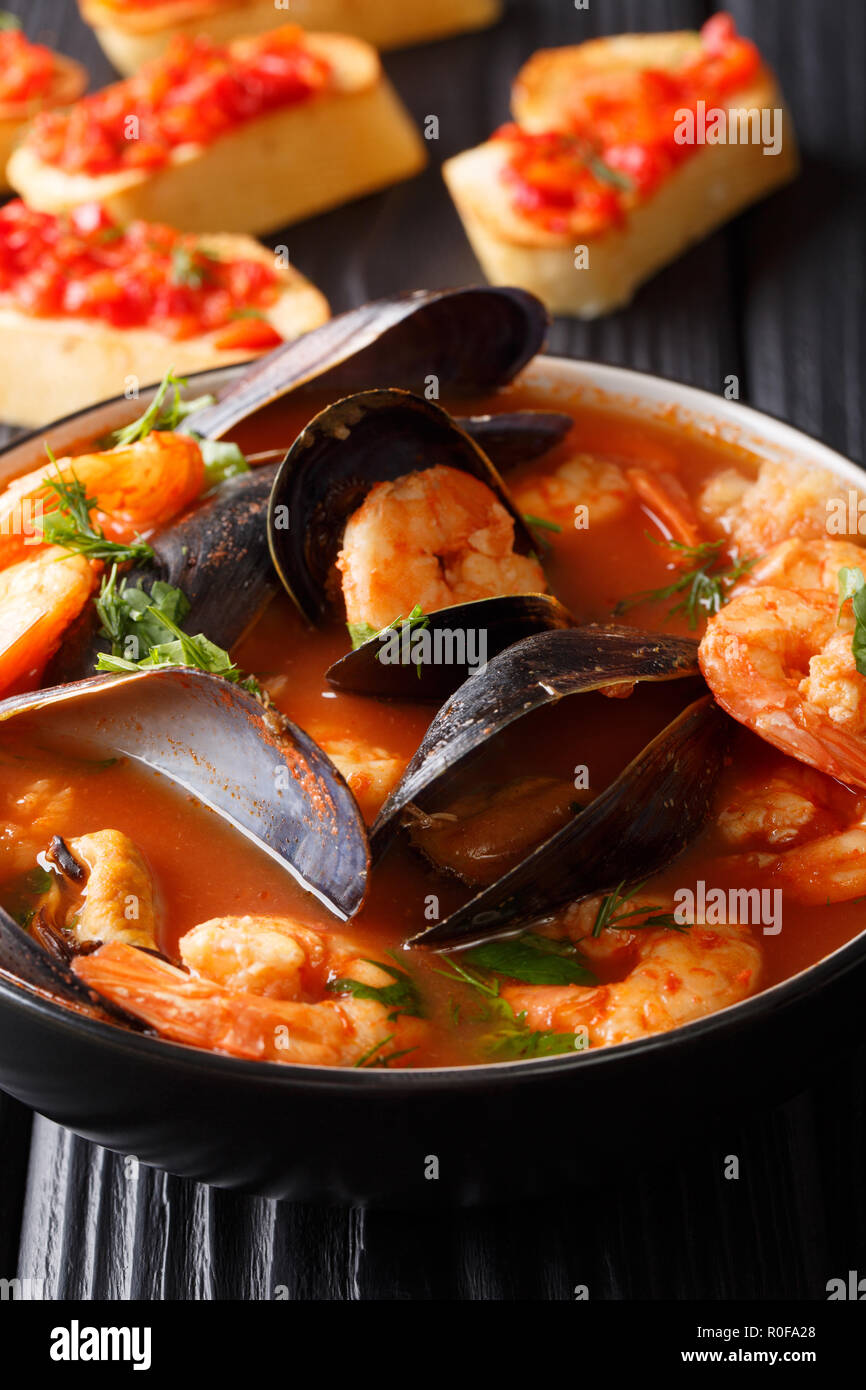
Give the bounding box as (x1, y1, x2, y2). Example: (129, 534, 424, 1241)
(0, 22, 87, 190)
(8, 25, 426, 235)
(443, 13, 798, 317)
(79, 0, 502, 70)
(0, 199, 329, 427)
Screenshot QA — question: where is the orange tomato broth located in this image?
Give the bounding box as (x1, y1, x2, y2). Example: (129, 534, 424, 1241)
(1, 382, 863, 1065)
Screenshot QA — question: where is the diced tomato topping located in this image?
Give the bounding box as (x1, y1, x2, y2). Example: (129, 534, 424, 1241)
(498, 12, 764, 235)
(27, 25, 331, 176)
(0, 27, 57, 105)
(213, 317, 284, 352)
(0, 200, 284, 341)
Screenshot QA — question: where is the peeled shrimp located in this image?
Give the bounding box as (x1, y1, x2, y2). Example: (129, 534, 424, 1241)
(697, 458, 865, 556)
(699, 541, 866, 788)
(512, 451, 631, 527)
(711, 762, 866, 906)
(75, 918, 427, 1066)
(0, 546, 96, 695)
(503, 921, 761, 1047)
(316, 737, 407, 823)
(337, 465, 546, 630)
(0, 431, 204, 568)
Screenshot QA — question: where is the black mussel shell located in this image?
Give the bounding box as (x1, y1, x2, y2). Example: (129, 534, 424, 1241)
(326, 594, 574, 700)
(456, 411, 572, 471)
(370, 626, 701, 854)
(0, 669, 370, 923)
(409, 695, 729, 948)
(0, 904, 144, 1023)
(183, 287, 549, 441)
(45, 468, 278, 685)
(267, 388, 539, 627)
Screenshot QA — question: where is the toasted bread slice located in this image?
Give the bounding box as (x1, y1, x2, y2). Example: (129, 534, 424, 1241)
(80, 0, 502, 70)
(0, 233, 329, 428)
(444, 30, 798, 317)
(9, 32, 426, 235)
(0, 53, 87, 192)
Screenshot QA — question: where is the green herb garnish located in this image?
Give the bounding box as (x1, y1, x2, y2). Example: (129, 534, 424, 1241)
(110, 369, 216, 446)
(589, 155, 635, 192)
(95, 602, 260, 694)
(615, 534, 757, 629)
(353, 1034, 418, 1069)
(328, 954, 425, 1021)
(95, 565, 190, 657)
(39, 459, 154, 565)
(197, 438, 250, 489)
(170, 245, 216, 289)
(590, 880, 685, 937)
(2, 865, 53, 927)
(0, 12, 21, 29)
(838, 566, 866, 674)
(347, 604, 429, 661)
(435, 956, 584, 1061)
(463, 932, 596, 986)
(523, 514, 562, 534)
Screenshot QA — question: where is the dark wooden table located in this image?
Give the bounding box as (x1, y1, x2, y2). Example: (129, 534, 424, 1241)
(1, 0, 864, 1300)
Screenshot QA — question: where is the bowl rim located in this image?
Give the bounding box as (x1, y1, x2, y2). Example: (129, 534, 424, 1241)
(1, 352, 864, 1092)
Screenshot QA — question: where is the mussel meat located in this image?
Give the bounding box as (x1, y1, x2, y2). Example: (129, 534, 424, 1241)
(370, 625, 702, 854)
(409, 695, 729, 948)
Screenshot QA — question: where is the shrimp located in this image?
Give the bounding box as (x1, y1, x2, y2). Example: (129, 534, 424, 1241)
(709, 761, 866, 906)
(502, 921, 762, 1047)
(699, 540, 866, 789)
(74, 918, 428, 1066)
(27, 829, 158, 950)
(697, 458, 865, 557)
(337, 465, 546, 631)
(0, 431, 204, 567)
(512, 451, 631, 527)
(0, 546, 96, 695)
(315, 736, 407, 823)
(624, 467, 703, 549)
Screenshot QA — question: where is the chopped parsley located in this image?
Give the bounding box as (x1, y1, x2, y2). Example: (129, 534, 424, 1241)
(589, 154, 635, 192)
(463, 932, 596, 986)
(347, 603, 429, 656)
(838, 566, 866, 675)
(615, 534, 757, 629)
(38, 458, 154, 565)
(94, 577, 260, 694)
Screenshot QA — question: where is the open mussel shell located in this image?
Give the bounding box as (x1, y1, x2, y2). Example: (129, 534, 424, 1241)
(370, 625, 701, 854)
(409, 695, 730, 949)
(0, 903, 144, 1022)
(326, 594, 574, 700)
(0, 669, 370, 924)
(267, 388, 539, 627)
(183, 286, 549, 441)
(457, 411, 573, 471)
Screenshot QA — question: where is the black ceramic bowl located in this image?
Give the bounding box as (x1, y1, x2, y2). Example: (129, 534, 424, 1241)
(0, 361, 864, 1205)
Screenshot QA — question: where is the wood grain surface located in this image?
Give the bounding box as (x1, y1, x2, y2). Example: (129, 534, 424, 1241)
(1, 0, 864, 1300)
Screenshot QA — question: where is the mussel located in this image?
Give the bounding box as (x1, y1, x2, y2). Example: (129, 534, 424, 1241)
(266, 387, 572, 698)
(182, 286, 550, 441)
(325, 594, 573, 700)
(408, 696, 729, 949)
(371, 626, 703, 853)
(0, 667, 370, 1004)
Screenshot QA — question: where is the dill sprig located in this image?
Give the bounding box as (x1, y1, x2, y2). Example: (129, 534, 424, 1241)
(615, 534, 756, 629)
(590, 880, 687, 937)
(434, 956, 584, 1060)
(39, 458, 154, 565)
